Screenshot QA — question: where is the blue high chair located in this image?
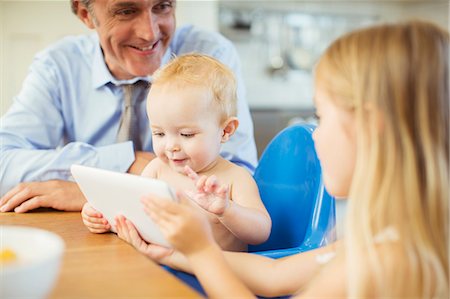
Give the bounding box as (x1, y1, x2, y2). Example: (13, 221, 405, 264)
(248, 123, 336, 257)
(164, 123, 336, 297)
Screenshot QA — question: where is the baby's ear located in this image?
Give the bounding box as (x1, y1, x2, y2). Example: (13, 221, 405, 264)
(221, 117, 239, 143)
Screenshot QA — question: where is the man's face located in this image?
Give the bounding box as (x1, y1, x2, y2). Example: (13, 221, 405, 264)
(84, 0, 176, 80)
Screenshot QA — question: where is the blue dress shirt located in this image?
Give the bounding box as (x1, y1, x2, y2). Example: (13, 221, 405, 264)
(0, 25, 257, 196)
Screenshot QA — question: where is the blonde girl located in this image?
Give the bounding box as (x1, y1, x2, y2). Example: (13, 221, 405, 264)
(116, 20, 449, 298)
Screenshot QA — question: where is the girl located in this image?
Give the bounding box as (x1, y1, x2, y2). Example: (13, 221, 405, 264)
(116, 20, 449, 298)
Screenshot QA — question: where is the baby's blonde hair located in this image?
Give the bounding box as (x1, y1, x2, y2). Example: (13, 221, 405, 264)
(151, 53, 237, 122)
(316, 20, 449, 298)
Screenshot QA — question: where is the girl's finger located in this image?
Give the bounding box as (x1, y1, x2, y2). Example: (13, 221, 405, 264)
(142, 195, 182, 215)
(116, 215, 131, 240)
(142, 201, 175, 224)
(124, 219, 144, 248)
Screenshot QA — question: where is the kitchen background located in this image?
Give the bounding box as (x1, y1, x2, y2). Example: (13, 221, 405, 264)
(0, 1, 448, 238)
(1, 0, 448, 157)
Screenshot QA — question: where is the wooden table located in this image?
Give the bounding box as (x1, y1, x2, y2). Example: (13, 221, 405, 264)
(1, 210, 201, 298)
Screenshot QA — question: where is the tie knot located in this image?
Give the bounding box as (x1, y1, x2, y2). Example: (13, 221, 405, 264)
(122, 81, 150, 107)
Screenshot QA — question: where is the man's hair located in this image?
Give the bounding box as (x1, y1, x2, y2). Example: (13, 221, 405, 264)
(152, 53, 238, 121)
(70, 0, 93, 15)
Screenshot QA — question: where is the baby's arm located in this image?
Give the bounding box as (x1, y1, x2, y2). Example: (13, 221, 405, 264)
(81, 202, 110, 233)
(185, 166, 271, 245)
(217, 170, 271, 245)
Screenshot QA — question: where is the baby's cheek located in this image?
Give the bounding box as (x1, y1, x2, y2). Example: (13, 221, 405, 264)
(152, 144, 165, 158)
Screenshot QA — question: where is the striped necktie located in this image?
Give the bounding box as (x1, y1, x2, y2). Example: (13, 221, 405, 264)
(116, 82, 149, 150)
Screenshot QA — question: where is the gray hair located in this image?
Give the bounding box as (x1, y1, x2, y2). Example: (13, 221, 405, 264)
(70, 0, 93, 15)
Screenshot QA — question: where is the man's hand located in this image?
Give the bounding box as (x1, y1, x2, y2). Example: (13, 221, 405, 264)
(0, 180, 86, 213)
(128, 151, 155, 175)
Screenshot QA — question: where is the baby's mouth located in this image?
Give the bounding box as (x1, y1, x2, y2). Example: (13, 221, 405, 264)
(172, 158, 187, 164)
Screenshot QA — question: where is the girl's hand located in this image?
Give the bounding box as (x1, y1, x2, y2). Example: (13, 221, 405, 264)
(184, 165, 230, 216)
(141, 191, 215, 256)
(115, 215, 174, 262)
(81, 202, 110, 233)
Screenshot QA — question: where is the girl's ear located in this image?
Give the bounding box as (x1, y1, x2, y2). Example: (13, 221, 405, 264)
(220, 117, 239, 143)
(363, 101, 384, 134)
(74, 0, 96, 29)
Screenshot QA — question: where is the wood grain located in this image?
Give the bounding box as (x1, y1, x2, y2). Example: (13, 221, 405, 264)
(0, 210, 201, 298)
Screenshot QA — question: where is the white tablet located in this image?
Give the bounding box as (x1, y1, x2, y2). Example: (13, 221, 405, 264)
(71, 164, 176, 247)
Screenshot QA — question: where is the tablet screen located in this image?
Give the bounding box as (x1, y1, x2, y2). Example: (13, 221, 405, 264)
(71, 164, 175, 247)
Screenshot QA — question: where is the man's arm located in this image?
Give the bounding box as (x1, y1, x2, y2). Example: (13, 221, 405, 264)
(0, 38, 152, 212)
(0, 151, 154, 213)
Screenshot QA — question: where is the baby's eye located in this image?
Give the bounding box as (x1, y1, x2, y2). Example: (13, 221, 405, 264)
(153, 132, 165, 137)
(181, 133, 195, 138)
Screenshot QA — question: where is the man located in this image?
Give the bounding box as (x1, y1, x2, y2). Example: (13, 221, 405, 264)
(0, 0, 257, 213)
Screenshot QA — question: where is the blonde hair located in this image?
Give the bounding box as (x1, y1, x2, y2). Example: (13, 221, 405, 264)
(316, 20, 449, 298)
(151, 53, 237, 121)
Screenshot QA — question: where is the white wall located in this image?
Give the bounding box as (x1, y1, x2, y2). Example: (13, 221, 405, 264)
(0, 0, 218, 116)
(1, 0, 447, 114)
(1, 1, 90, 115)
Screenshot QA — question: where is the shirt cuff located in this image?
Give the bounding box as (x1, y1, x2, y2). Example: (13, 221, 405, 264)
(96, 141, 135, 173)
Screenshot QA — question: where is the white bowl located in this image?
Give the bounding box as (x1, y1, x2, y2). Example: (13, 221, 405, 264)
(0, 226, 65, 299)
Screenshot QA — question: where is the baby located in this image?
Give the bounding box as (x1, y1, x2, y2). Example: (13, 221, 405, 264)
(82, 54, 271, 251)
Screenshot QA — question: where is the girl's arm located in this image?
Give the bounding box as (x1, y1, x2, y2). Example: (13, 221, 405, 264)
(292, 252, 346, 298)
(187, 243, 255, 299)
(219, 241, 340, 297)
(140, 191, 255, 298)
(141, 192, 340, 298)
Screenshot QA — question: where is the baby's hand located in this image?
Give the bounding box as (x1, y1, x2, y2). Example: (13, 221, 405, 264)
(81, 202, 110, 233)
(184, 165, 230, 216)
